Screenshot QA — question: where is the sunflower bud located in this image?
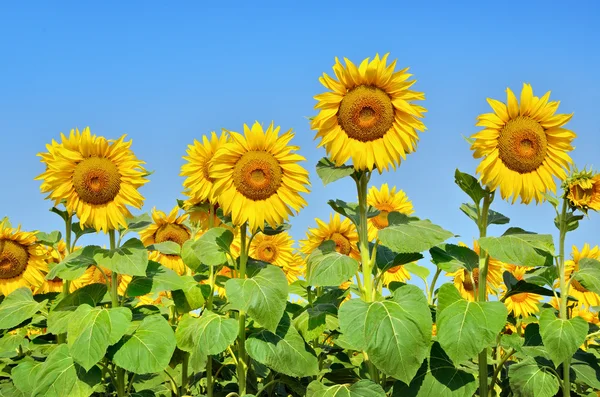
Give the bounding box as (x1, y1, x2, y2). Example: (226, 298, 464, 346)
(563, 168, 600, 213)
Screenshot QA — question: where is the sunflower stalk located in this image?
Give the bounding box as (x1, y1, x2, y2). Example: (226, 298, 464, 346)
(236, 222, 249, 395)
(477, 189, 492, 397)
(205, 203, 216, 397)
(57, 213, 73, 345)
(557, 197, 571, 396)
(108, 229, 126, 397)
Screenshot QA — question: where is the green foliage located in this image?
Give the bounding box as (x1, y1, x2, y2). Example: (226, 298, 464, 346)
(307, 380, 386, 396)
(573, 257, 600, 295)
(454, 169, 486, 205)
(430, 243, 478, 272)
(306, 241, 359, 287)
(175, 312, 238, 357)
(508, 357, 560, 397)
(181, 227, 233, 269)
(316, 157, 354, 186)
(94, 238, 149, 276)
(47, 246, 99, 280)
(0, 288, 47, 330)
(478, 227, 555, 267)
(378, 213, 454, 254)
(539, 309, 588, 366)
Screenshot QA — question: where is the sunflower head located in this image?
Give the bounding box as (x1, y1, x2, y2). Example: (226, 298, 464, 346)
(564, 168, 600, 213)
(565, 244, 600, 307)
(209, 122, 310, 233)
(311, 53, 426, 172)
(249, 232, 303, 284)
(36, 128, 149, 232)
(470, 84, 576, 204)
(182, 200, 222, 229)
(300, 213, 360, 260)
(501, 264, 542, 318)
(367, 183, 414, 240)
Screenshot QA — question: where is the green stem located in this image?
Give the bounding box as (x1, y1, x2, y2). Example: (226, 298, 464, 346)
(57, 214, 73, 345)
(206, 203, 215, 397)
(477, 191, 492, 397)
(489, 348, 516, 393)
(557, 198, 570, 397)
(428, 268, 442, 305)
(108, 230, 126, 397)
(181, 352, 189, 396)
(164, 370, 180, 397)
(237, 223, 249, 395)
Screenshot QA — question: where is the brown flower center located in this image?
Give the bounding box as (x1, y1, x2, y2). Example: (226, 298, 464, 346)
(73, 157, 121, 205)
(338, 85, 394, 142)
(233, 151, 282, 201)
(498, 116, 547, 174)
(330, 232, 352, 255)
(155, 224, 190, 246)
(256, 242, 278, 263)
(463, 269, 480, 292)
(509, 293, 529, 303)
(371, 204, 394, 230)
(0, 240, 29, 279)
(571, 279, 590, 293)
(387, 265, 403, 274)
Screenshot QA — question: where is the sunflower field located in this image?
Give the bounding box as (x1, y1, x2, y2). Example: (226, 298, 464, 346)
(1, 53, 599, 397)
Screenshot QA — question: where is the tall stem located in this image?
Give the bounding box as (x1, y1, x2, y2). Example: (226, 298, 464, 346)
(205, 203, 215, 397)
(557, 198, 570, 396)
(477, 191, 492, 397)
(237, 223, 249, 395)
(108, 230, 125, 397)
(57, 214, 73, 345)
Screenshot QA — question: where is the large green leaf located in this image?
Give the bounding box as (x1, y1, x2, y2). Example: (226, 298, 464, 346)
(338, 284, 432, 383)
(328, 199, 379, 227)
(508, 357, 559, 397)
(315, 157, 354, 186)
(373, 244, 423, 272)
(571, 350, 600, 389)
(67, 305, 132, 371)
(293, 289, 344, 341)
(501, 272, 557, 300)
(46, 246, 99, 281)
(126, 261, 187, 297)
(93, 238, 148, 276)
(113, 314, 176, 374)
(225, 264, 288, 332)
(539, 309, 588, 366)
(478, 228, 554, 267)
(454, 169, 485, 205)
(573, 258, 600, 295)
(307, 380, 386, 397)
(307, 241, 359, 287)
(35, 231, 62, 247)
(436, 283, 507, 364)
(12, 359, 42, 394)
(181, 227, 233, 269)
(378, 213, 453, 254)
(171, 276, 206, 312)
(0, 288, 47, 330)
(47, 283, 107, 334)
(147, 241, 181, 255)
(459, 203, 509, 227)
(175, 312, 238, 358)
(429, 244, 478, 272)
(392, 342, 477, 397)
(246, 313, 319, 378)
(0, 333, 25, 358)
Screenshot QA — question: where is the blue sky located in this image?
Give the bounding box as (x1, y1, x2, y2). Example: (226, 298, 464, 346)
(1, 1, 599, 286)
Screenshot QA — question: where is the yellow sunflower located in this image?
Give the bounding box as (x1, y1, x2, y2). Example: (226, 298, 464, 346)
(566, 170, 600, 212)
(470, 84, 576, 204)
(249, 232, 303, 283)
(311, 53, 426, 172)
(300, 213, 360, 261)
(36, 127, 149, 232)
(446, 241, 503, 301)
(183, 201, 222, 230)
(139, 206, 192, 275)
(381, 265, 411, 287)
(502, 264, 543, 318)
(565, 244, 600, 307)
(181, 131, 229, 204)
(209, 122, 310, 232)
(71, 266, 130, 295)
(367, 183, 414, 241)
(0, 220, 48, 296)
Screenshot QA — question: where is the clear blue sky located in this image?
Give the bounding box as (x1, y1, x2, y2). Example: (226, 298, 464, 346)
(1, 1, 599, 285)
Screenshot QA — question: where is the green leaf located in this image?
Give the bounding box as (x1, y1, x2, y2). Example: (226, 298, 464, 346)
(261, 223, 291, 236)
(93, 238, 148, 276)
(539, 309, 588, 366)
(454, 169, 486, 204)
(555, 211, 584, 232)
(123, 213, 152, 233)
(171, 276, 206, 312)
(246, 313, 319, 378)
(50, 207, 69, 222)
(523, 266, 558, 287)
(429, 244, 478, 272)
(573, 258, 600, 295)
(126, 261, 187, 297)
(225, 264, 288, 332)
(306, 241, 359, 287)
(459, 203, 510, 226)
(175, 312, 238, 359)
(436, 283, 507, 364)
(181, 227, 233, 269)
(71, 222, 96, 240)
(147, 241, 180, 255)
(35, 231, 62, 246)
(571, 350, 600, 389)
(373, 243, 423, 272)
(113, 314, 176, 374)
(67, 305, 132, 371)
(404, 263, 430, 281)
(0, 288, 47, 330)
(12, 359, 42, 394)
(478, 228, 554, 267)
(508, 357, 559, 397)
(316, 157, 354, 186)
(392, 342, 477, 397)
(378, 213, 453, 254)
(293, 289, 344, 341)
(47, 283, 108, 334)
(307, 379, 386, 397)
(0, 333, 24, 358)
(328, 199, 379, 227)
(47, 246, 99, 281)
(339, 284, 432, 383)
(501, 272, 558, 300)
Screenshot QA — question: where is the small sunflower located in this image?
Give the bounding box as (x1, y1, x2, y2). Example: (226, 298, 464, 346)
(565, 170, 600, 213)
(249, 232, 303, 284)
(311, 53, 426, 172)
(0, 220, 48, 296)
(183, 201, 222, 230)
(181, 131, 229, 204)
(502, 264, 543, 318)
(71, 266, 130, 295)
(300, 213, 360, 261)
(36, 127, 149, 232)
(367, 183, 414, 241)
(209, 122, 310, 233)
(381, 265, 411, 287)
(139, 206, 192, 275)
(470, 84, 576, 204)
(446, 241, 503, 301)
(565, 244, 600, 307)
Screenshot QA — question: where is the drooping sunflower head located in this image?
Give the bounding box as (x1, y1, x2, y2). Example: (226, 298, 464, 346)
(182, 200, 222, 230)
(470, 84, 576, 204)
(565, 244, 600, 307)
(367, 183, 414, 241)
(249, 232, 303, 284)
(139, 206, 191, 275)
(300, 213, 360, 261)
(209, 122, 310, 233)
(501, 264, 542, 318)
(381, 265, 411, 287)
(564, 169, 600, 213)
(0, 220, 48, 296)
(181, 131, 229, 204)
(311, 53, 426, 172)
(36, 127, 149, 232)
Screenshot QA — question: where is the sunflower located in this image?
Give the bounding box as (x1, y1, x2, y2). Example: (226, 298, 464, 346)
(0, 220, 48, 296)
(470, 84, 576, 204)
(249, 232, 303, 283)
(501, 264, 543, 318)
(36, 127, 149, 232)
(300, 213, 360, 261)
(181, 131, 229, 204)
(137, 291, 170, 307)
(71, 266, 131, 295)
(566, 170, 600, 212)
(311, 53, 426, 172)
(381, 265, 411, 287)
(565, 244, 600, 307)
(140, 206, 192, 275)
(367, 183, 414, 241)
(446, 241, 503, 301)
(209, 122, 310, 232)
(183, 201, 222, 230)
